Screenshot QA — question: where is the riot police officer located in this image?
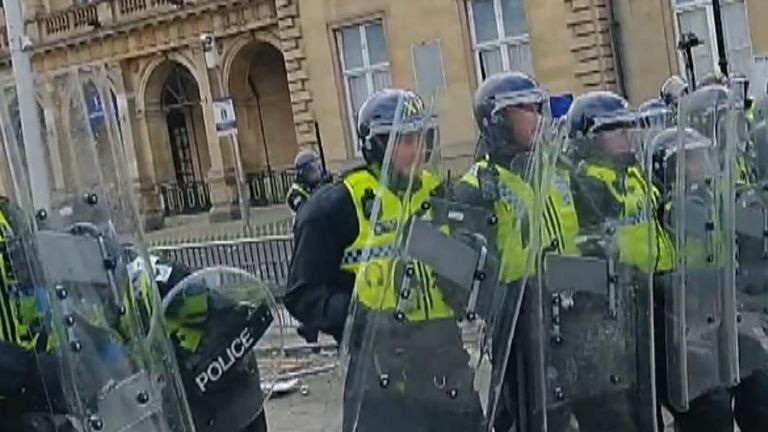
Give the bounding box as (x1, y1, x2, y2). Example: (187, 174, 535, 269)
(567, 91, 673, 274)
(453, 71, 579, 431)
(1, 64, 196, 432)
(0, 197, 71, 432)
(285, 150, 330, 214)
(649, 124, 768, 432)
(540, 91, 673, 431)
(286, 88, 494, 431)
(126, 251, 271, 432)
(728, 88, 768, 431)
(648, 126, 738, 432)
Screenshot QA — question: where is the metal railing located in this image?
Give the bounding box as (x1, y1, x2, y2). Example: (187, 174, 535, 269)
(159, 181, 212, 216)
(149, 235, 294, 298)
(149, 234, 301, 329)
(246, 168, 297, 207)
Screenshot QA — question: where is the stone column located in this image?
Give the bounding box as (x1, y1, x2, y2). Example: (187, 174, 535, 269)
(112, 64, 165, 231)
(276, 0, 317, 149)
(191, 46, 238, 223)
(564, 0, 619, 91)
(24, 0, 44, 18)
(133, 95, 166, 231)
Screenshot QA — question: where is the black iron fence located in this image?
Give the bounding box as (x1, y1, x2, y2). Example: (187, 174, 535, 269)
(246, 168, 297, 207)
(159, 182, 212, 216)
(159, 169, 297, 216)
(149, 235, 294, 299)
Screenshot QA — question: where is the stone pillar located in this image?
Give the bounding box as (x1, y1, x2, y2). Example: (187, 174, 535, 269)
(565, 0, 620, 92)
(133, 99, 166, 231)
(24, 0, 44, 18)
(191, 46, 238, 223)
(276, 0, 317, 149)
(111, 63, 165, 231)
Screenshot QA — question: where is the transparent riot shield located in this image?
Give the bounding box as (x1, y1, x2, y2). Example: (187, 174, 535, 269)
(160, 266, 283, 432)
(735, 94, 768, 381)
(0, 66, 195, 432)
(751, 96, 768, 180)
(525, 109, 659, 431)
(661, 85, 740, 412)
(334, 89, 552, 432)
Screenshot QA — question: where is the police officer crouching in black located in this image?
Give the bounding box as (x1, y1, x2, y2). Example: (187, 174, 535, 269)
(126, 250, 271, 432)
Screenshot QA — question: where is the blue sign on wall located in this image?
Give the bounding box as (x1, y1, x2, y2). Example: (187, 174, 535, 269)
(550, 93, 574, 119)
(84, 84, 105, 128)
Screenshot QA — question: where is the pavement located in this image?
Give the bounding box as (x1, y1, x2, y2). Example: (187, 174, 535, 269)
(264, 371, 343, 432)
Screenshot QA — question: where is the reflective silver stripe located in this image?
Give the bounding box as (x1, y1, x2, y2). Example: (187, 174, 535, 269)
(498, 183, 528, 218)
(467, 163, 528, 217)
(342, 244, 398, 265)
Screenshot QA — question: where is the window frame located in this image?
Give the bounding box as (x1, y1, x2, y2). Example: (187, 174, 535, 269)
(671, 0, 754, 82)
(466, 0, 533, 84)
(335, 20, 392, 154)
(410, 39, 448, 101)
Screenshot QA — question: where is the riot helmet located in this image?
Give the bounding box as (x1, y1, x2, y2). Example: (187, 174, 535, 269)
(293, 150, 324, 188)
(680, 85, 735, 144)
(565, 91, 638, 168)
(473, 71, 547, 159)
(648, 127, 714, 191)
(661, 75, 689, 107)
(357, 88, 435, 177)
(638, 97, 670, 129)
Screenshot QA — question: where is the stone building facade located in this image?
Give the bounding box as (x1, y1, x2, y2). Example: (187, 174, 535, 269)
(0, 0, 764, 227)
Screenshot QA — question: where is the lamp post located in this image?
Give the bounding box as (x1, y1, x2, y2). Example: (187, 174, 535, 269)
(678, 32, 704, 90)
(3, 0, 50, 215)
(711, 0, 729, 77)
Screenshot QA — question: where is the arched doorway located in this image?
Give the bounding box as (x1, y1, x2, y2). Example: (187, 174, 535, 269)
(144, 61, 211, 216)
(229, 41, 298, 205)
